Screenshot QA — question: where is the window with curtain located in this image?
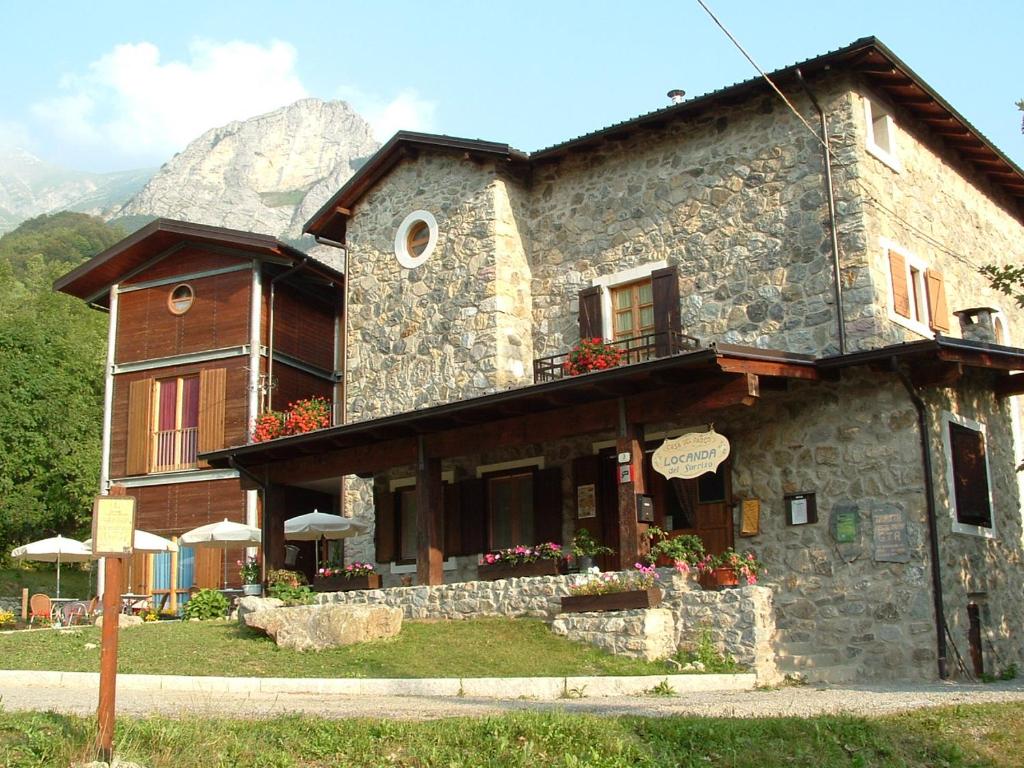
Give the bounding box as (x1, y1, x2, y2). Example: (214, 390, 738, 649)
(153, 375, 199, 472)
(487, 471, 534, 550)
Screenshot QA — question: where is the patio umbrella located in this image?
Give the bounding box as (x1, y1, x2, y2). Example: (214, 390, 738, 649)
(180, 519, 262, 588)
(10, 535, 93, 598)
(84, 529, 179, 594)
(285, 510, 368, 570)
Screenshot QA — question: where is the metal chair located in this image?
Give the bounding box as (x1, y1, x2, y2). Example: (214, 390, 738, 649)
(61, 601, 89, 626)
(28, 594, 51, 626)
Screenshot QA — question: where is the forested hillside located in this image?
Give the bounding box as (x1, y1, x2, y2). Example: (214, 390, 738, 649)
(0, 212, 122, 556)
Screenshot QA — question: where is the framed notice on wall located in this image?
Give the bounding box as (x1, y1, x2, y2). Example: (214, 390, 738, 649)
(90, 495, 137, 556)
(577, 484, 597, 519)
(785, 493, 818, 526)
(739, 499, 761, 536)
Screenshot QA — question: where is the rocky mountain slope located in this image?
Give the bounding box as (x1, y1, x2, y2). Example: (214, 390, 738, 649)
(0, 149, 152, 234)
(110, 99, 379, 239)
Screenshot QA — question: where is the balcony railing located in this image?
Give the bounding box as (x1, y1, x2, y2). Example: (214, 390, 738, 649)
(153, 427, 199, 472)
(533, 330, 701, 383)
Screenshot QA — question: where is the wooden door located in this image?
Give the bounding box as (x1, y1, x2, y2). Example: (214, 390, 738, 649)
(646, 451, 733, 556)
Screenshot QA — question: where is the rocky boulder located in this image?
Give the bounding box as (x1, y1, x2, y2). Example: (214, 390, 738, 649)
(236, 596, 284, 627)
(94, 614, 144, 629)
(244, 603, 402, 652)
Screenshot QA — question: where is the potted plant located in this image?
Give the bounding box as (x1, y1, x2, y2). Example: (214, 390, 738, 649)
(238, 556, 262, 596)
(697, 549, 764, 589)
(644, 527, 706, 575)
(252, 396, 331, 442)
(477, 542, 566, 581)
(561, 563, 661, 613)
(312, 561, 382, 592)
(563, 338, 624, 376)
(571, 529, 613, 572)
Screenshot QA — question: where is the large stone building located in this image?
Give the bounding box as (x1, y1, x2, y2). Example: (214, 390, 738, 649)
(66, 37, 1024, 683)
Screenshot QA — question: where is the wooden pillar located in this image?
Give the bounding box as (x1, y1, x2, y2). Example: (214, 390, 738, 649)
(96, 483, 126, 763)
(168, 536, 179, 613)
(264, 484, 287, 571)
(416, 438, 444, 586)
(614, 399, 647, 570)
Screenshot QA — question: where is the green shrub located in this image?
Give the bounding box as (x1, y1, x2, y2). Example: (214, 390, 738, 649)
(268, 582, 315, 606)
(182, 589, 229, 620)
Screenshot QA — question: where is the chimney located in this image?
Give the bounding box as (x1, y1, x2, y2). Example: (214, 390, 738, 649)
(667, 89, 686, 105)
(952, 307, 998, 343)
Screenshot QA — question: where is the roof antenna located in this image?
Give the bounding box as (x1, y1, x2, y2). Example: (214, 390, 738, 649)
(667, 89, 686, 105)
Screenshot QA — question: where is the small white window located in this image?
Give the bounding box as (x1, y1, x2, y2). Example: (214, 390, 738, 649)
(941, 412, 995, 538)
(884, 240, 932, 337)
(864, 97, 901, 172)
(394, 210, 438, 269)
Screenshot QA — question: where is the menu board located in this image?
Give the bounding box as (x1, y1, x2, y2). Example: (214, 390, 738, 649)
(91, 495, 136, 556)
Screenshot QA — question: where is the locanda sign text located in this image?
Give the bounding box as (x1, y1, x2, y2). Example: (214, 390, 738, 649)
(652, 428, 730, 480)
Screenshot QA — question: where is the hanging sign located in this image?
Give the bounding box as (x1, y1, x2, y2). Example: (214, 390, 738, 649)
(652, 428, 730, 480)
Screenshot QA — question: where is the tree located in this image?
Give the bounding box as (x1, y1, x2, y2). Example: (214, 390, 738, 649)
(979, 264, 1024, 309)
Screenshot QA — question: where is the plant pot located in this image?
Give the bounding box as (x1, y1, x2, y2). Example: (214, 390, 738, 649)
(576, 555, 595, 572)
(242, 583, 263, 596)
(698, 567, 740, 589)
(477, 559, 561, 582)
(312, 573, 382, 592)
(560, 587, 662, 613)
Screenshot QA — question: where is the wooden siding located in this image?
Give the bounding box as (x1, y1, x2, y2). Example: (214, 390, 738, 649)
(271, 282, 336, 371)
(121, 245, 248, 285)
(115, 269, 252, 363)
(111, 359, 249, 478)
(271, 363, 333, 412)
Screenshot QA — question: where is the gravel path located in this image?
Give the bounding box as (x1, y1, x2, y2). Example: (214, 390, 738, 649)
(3, 680, 1023, 720)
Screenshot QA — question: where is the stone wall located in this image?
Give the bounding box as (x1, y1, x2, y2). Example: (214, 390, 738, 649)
(551, 608, 675, 662)
(316, 570, 777, 681)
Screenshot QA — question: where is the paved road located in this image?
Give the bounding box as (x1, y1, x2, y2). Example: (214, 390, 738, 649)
(3, 680, 1024, 720)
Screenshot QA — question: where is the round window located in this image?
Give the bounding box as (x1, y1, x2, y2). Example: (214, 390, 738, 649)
(168, 284, 194, 315)
(394, 210, 438, 268)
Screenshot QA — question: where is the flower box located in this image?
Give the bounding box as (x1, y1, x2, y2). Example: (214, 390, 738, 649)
(698, 567, 740, 590)
(312, 573, 382, 592)
(477, 559, 561, 582)
(560, 587, 662, 613)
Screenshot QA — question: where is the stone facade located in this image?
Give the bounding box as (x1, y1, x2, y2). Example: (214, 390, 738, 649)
(551, 608, 675, 662)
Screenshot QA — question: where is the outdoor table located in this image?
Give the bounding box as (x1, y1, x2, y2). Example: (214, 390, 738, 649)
(120, 593, 149, 614)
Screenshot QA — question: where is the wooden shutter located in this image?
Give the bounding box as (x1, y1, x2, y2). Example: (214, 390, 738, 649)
(651, 265, 681, 356)
(926, 269, 950, 332)
(578, 286, 603, 340)
(443, 483, 461, 557)
(128, 552, 150, 594)
(194, 548, 222, 589)
(459, 478, 486, 555)
(889, 251, 910, 318)
(533, 467, 564, 545)
(198, 367, 227, 453)
(373, 483, 396, 563)
(126, 378, 154, 476)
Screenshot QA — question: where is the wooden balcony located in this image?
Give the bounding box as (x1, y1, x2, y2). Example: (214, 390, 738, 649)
(533, 330, 700, 383)
(152, 427, 199, 472)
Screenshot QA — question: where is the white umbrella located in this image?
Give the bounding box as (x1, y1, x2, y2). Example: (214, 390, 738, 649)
(11, 535, 93, 598)
(285, 510, 367, 570)
(180, 519, 262, 588)
(84, 529, 179, 594)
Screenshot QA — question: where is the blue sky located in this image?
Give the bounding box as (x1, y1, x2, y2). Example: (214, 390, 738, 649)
(3, 1, 1022, 172)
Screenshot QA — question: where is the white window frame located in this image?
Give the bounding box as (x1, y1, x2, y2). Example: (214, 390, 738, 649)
(882, 239, 933, 338)
(592, 260, 667, 342)
(864, 96, 902, 173)
(394, 210, 438, 269)
(941, 411, 996, 539)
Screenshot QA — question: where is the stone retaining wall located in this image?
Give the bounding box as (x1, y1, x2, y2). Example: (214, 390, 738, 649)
(551, 608, 675, 662)
(0, 597, 21, 616)
(316, 570, 778, 682)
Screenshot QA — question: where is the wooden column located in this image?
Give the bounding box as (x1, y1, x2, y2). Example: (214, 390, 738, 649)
(263, 484, 287, 571)
(416, 438, 444, 586)
(96, 483, 126, 763)
(168, 536, 179, 613)
(614, 399, 647, 570)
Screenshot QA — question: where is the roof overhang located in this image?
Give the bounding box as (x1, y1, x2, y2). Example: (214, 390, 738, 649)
(54, 218, 340, 307)
(305, 36, 1024, 244)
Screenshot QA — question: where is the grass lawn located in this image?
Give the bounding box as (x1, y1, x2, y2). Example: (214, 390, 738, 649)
(0, 565, 92, 600)
(1, 704, 1021, 767)
(0, 617, 674, 678)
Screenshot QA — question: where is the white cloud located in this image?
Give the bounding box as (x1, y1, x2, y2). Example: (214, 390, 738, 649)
(336, 86, 437, 141)
(32, 39, 308, 162)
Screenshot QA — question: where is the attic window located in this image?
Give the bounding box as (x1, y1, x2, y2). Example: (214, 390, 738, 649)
(395, 210, 438, 269)
(168, 284, 194, 315)
(864, 97, 901, 172)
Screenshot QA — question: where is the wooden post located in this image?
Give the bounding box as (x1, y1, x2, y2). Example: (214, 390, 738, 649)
(20, 588, 28, 622)
(168, 536, 179, 613)
(96, 484, 126, 763)
(614, 399, 647, 570)
(415, 437, 444, 586)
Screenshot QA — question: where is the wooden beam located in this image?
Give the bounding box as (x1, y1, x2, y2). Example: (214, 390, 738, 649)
(995, 373, 1024, 398)
(911, 362, 963, 388)
(614, 404, 646, 570)
(716, 356, 818, 380)
(333, 206, 351, 216)
(260, 437, 418, 484)
(937, 350, 1024, 371)
(415, 440, 444, 586)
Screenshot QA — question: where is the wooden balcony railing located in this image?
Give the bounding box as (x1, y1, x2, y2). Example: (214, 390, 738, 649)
(533, 330, 701, 383)
(152, 427, 199, 472)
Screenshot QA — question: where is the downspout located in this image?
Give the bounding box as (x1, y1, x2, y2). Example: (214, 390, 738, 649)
(266, 257, 309, 412)
(894, 362, 950, 679)
(246, 263, 263, 554)
(796, 68, 847, 355)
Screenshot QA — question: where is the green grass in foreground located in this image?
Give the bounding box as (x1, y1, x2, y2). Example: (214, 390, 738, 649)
(1, 704, 1020, 767)
(0, 618, 671, 678)
(0, 565, 91, 600)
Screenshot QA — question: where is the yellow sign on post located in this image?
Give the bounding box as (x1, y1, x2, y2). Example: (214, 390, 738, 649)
(91, 495, 136, 557)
